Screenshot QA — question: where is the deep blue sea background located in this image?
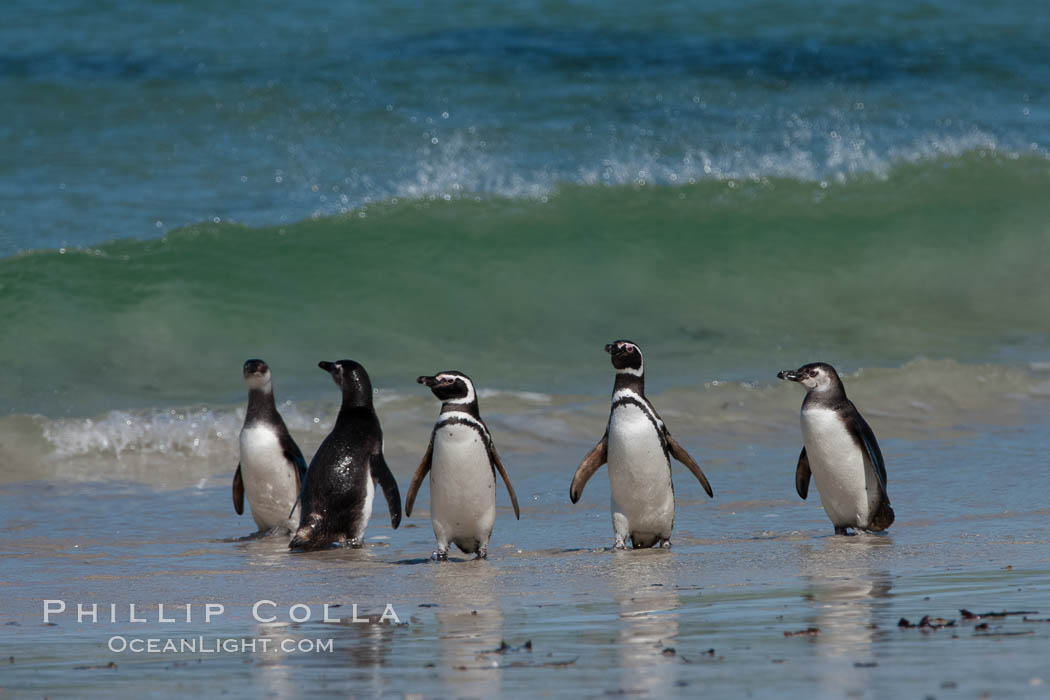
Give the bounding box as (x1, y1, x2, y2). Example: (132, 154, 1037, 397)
(2, 0, 1047, 253)
(1, 0, 1048, 447)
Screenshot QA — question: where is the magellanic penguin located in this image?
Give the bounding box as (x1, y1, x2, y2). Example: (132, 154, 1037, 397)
(570, 341, 714, 549)
(233, 359, 308, 535)
(404, 372, 520, 560)
(778, 362, 895, 535)
(289, 360, 402, 551)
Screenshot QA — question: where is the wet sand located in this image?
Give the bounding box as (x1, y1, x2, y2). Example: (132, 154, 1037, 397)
(2, 421, 1050, 698)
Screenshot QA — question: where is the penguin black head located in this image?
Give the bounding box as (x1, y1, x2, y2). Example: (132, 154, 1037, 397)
(319, 359, 373, 406)
(417, 371, 476, 405)
(243, 359, 272, 392)
(777, 362, 843, 394)
(605, 340, 643, 376)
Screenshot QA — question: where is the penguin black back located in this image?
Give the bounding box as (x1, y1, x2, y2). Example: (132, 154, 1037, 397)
(290, 360, 401, 550)
(778, 361, 894, 534)
(321, 359, 374, 406)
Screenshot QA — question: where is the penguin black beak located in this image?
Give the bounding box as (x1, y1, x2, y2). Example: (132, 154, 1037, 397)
(777, 370, 801, 382)
(319, 361, 336, 374)
(604, 343, 620, 355)
(417, 375, 438, 387)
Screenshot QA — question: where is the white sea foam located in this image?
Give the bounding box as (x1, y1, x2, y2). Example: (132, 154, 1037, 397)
(41, 408, 240, 461)
(4, 359, 1045, 488)
(301, 124, 1046, 222)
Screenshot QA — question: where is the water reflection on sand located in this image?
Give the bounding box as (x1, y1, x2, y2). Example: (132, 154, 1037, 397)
(429, 559, 504, 697)
(798, 535, 894, 695)
(608, 550, 681, 695)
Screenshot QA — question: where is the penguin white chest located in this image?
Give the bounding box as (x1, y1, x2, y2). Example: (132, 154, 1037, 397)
(430, 423, 496, 547)
(239, 425, 299, 530)
(800, 408, 872, 528)
(607, 404, 674, 538)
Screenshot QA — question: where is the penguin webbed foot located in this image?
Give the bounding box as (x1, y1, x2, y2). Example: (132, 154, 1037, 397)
(613, 538, 627, 550)
(259, 525, 290, 538)
(833, 526, 855, 536)
(289, 529, 335, 551)
(433, 549, 449, 562)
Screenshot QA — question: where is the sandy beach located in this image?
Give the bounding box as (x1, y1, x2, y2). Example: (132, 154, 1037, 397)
(4, 396, 1049, 698)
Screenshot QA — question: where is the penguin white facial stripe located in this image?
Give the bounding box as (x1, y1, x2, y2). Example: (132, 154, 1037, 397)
(437, 374, 476, 405)
(610, 342, 644, 375)
(615, 341, 640, 354)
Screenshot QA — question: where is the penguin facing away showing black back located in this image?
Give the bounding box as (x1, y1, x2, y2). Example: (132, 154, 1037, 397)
(404, 371, 520, 560)
(570, 340, 714, 549)
(289, 360, 402, 551)
(233, 359, 308, 535)
(777, 362, 894, 535)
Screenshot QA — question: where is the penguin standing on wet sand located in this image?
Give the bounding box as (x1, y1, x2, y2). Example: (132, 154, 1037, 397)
(404, 372, 520, 560)
(778, 362, 894, 535)
(233, 359, 307, 535)
(290, 360, 402, 551)
(570, 341, 714, 549)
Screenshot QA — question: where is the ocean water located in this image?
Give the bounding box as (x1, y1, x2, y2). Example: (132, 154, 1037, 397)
(2, 0, 1050, 697)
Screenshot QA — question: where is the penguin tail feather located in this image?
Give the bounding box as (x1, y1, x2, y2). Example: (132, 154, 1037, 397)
(869, 499, 895, 532)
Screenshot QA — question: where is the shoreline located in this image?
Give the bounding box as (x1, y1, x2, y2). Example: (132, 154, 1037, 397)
(2, 357, 1048, 487)
(2, 370, 1048, 697)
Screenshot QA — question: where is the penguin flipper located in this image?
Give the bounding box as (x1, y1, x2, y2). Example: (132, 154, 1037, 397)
(488, 444, 520, 520)
(854, 416, 894, 530)
(795, 447, 811, 500)
(371, 453, 402, 529)
(570, 432, 608, 504)
(857, 417, 888, 491)
(281, 435, 308, 489)
(233, 464, 245, 515)
(665, 431, 714, 498)
(404, 435, 434, 518)
(844, 408, 894, 530)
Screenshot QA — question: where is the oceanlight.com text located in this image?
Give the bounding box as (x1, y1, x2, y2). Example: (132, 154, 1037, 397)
(107, 636, 335, 654)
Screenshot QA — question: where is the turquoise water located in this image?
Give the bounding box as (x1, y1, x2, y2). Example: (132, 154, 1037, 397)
(3, 0, 1049, 419)
(3, 157, 1050, 417)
